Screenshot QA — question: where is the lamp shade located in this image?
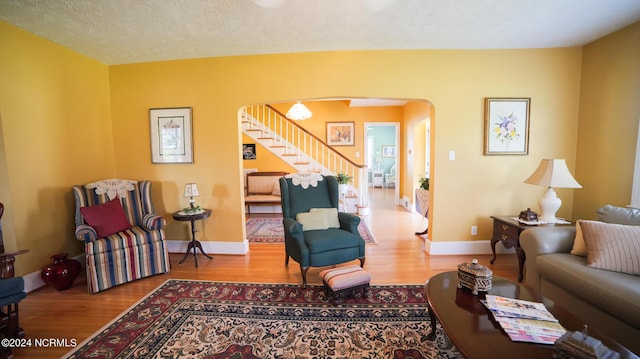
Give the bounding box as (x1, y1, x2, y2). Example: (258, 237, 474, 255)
(524, 159, 581, 188)
(286, 101, 312, 121)
(184, 183, 200, 198)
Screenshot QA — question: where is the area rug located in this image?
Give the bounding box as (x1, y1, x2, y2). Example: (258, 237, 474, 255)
(246, 217, 377, 244)
(64, 279, 460, 359)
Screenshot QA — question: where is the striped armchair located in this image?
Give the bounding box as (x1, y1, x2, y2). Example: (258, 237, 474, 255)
(73, 179, 170, 293)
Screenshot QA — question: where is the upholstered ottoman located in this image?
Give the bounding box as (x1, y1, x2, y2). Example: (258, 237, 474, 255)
(319, 265, 370, 304)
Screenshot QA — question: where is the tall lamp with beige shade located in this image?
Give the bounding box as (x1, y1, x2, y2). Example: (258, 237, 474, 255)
(524, 159, 581, 223)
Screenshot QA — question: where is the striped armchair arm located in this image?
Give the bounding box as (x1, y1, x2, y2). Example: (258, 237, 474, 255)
(143, 214, 167, 230)
(75, 224, 98, 242)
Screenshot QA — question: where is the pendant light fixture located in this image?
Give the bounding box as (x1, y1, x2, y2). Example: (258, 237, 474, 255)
(286, 101, 312, 121)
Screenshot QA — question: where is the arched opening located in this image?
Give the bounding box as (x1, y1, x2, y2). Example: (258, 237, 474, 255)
(239, 97, 433, 243)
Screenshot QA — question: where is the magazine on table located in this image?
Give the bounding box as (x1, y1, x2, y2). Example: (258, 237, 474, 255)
(483, 295, 566, 345)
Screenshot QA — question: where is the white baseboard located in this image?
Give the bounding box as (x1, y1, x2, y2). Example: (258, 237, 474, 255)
(425, 239, 513, 256)
(22, 240, 505, 292)
(166, 239, 249, 255)
(24, 253, 85, 293)
(23, 242, 251, 293)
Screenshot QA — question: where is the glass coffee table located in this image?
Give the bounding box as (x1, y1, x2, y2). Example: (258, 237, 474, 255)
(425, 271, 636, 359)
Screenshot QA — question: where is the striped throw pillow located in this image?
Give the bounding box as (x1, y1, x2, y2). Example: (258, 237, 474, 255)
(580, 220, 640, 276)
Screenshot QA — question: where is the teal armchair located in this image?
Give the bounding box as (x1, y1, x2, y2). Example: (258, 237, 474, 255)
(279, 174, 365, 287)
(0, 203, 28, 359)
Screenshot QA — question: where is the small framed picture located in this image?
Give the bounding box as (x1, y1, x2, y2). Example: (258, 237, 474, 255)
(243, 144, 256, 160)
(326, 122, 355, 146)
(150, 107, 193, 163)
(382, 146, 396, 158)
(484, 98, 530, 155)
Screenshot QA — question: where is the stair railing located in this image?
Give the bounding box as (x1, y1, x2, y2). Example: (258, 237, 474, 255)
(242, 104, 369, 207)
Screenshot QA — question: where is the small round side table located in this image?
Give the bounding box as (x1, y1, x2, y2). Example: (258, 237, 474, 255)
(172, 209, 213, 268)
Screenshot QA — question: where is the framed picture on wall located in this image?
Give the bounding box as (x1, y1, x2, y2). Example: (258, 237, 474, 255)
(326, 122, 355, 146)
(484, 98, 530, 155)
(382, 146, 396, 158)
(150, 107, 193, 163)
(243, 143, 256, 160)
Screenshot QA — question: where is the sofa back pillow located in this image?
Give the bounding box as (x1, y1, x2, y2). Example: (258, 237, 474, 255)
(580, 220, 640, 276)
(570, 220, 587, 256)
(597, 205, 640, 225)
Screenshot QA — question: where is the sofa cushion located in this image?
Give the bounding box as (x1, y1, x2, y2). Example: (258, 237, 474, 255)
(580, 220, 640, 275)
(570, 220, 587, 257)
(536, 253, 640, 329)
(304, 228, 363, 252)
(271, 182, 281, 196)
(597, 204, 640, 225)
(80, 198, 132, 238)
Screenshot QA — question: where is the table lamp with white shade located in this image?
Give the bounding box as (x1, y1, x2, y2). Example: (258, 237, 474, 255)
(184, 183, 200, 208)
(524, 159, 581, 223)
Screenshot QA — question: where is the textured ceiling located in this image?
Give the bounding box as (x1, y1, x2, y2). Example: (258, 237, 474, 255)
(1, 0, 640, 65)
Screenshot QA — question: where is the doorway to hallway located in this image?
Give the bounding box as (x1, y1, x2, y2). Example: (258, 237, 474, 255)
(364, 122, 399, 210)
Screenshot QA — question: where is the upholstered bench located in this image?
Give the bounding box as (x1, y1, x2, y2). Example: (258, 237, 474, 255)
(319, 265, 370, 304)
(245, 171, 287, 214)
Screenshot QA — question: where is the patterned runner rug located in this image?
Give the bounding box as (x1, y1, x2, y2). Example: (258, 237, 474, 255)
(63, 280, 460, 359)
(246, 217, 377, 244)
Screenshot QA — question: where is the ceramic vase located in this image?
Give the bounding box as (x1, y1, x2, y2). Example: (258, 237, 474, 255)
(41, 253, 81, 291)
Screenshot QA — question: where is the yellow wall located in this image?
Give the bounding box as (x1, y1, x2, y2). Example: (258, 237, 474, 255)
(0, 22, 113, 275)
(574, 21, 640, 219)
(4, 19, 638, 276)
(109, 49, 583, 245)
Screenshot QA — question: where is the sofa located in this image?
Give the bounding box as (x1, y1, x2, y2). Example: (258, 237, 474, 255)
(520, 205, 640, 354)
(244, 171, 287, 214)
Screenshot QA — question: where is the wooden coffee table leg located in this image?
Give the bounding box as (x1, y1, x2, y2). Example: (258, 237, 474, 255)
(427, 302, 437, 340)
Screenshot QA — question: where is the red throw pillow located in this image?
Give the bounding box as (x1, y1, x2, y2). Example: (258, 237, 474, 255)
(80, 198, 132, 238)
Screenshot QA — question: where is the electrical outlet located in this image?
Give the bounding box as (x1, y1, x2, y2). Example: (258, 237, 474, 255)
(471, 226, 478, 235)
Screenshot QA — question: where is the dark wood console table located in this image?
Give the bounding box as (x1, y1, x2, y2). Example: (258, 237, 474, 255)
(489, 216, 573, 282)
(173, 209, 213, 268)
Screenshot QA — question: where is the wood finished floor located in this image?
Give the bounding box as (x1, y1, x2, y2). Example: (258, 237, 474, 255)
(15, 187, 519, 358)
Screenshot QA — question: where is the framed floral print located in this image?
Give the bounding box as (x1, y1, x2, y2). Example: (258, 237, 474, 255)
(484, 98, 530, 155)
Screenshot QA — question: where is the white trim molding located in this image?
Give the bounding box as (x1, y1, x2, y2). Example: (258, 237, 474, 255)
(425, 239, 513, 256)
(166, 239, 249, 256)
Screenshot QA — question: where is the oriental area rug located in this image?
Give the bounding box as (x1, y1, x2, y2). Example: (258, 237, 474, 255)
(63, 279, 461, 359)
(246, 217, 377, 244)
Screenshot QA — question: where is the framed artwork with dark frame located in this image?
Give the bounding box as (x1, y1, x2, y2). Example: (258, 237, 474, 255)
(150, 107, 193, 164)
(326, 122, 355, 146)
(242, 144, 256, 160)
(484, 98, 530, 155)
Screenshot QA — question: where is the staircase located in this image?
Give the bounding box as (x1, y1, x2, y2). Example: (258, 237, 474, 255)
(241, 104, 367, 212)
